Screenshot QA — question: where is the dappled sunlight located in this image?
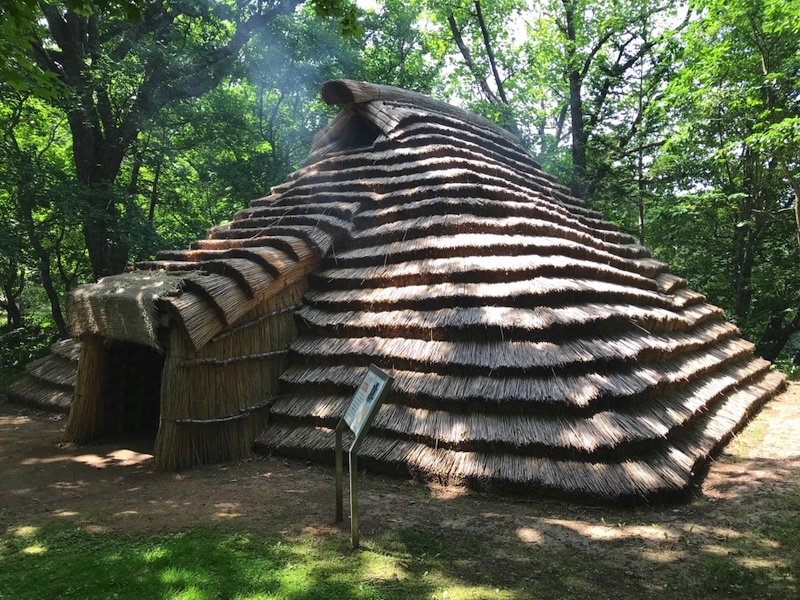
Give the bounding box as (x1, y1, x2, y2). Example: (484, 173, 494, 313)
(213, 502, 244, 520)
(527, 516, 758, 550)
(72, 449, 153, 469)
(705, 457, 800, 500)
(10, 526, 48, 556)
(148, 499, 194, 511)
(50, 479, 88, 491)
(739, 556, 789, 570)
(21, 455, 72, 465)
(426, 482, 470, 500)
(299, 524, 341, 536)
(358, 550, 408, 582)
(20, 448, 153, 469)
(515, 527, 544, 544)
(640, 548, 688, 563)
(160, 566, 213, 586)
(22, 542, 47, 555)
(12, 525, 39, 538)
(0, 415, 32, 427)
(141, 546, 170, 562)
(536, 517, 678, 542)
(52, 509, 79, 518)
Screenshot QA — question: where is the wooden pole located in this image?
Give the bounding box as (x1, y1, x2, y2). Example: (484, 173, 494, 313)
(349, 450, 359, 548)
(335, 423, 344, 523)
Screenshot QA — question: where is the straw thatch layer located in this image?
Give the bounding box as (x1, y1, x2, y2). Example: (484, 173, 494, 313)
(313, 254, 658, 291)
(256, 80, 785, 500)
(256, 369, 784, 500)
(6, 375, 74, 413)
(303, 277, 676, 313)
(67, 271, 184, 349)
(6, 339, 81, 413)
(295, 302, 723, 342)
(270, 353, 767, 455)
(322, 233, 665, 277)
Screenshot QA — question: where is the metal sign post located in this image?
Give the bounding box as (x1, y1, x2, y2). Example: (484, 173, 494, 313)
(335, 364, 394, 548)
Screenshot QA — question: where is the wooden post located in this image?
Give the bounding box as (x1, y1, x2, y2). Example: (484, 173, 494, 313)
(349, 451, 359, 548)
(64, 334, 107, 443)
(335, 422, 344, 523)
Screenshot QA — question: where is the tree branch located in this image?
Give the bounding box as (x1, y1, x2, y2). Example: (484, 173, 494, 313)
(474, 1, 508, 104)
(447, 12, 499, 104)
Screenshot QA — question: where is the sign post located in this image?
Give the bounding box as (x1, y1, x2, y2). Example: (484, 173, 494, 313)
(335, 364, 394, 548)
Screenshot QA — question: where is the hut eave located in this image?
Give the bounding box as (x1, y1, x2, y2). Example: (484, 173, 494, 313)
(66, 271, 186, 350)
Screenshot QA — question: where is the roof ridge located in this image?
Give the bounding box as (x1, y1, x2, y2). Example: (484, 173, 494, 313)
(321, 79, 521, 147)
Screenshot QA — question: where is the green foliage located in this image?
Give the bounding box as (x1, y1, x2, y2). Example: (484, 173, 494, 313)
(648, 0, 800, 352)
(0, 325, 57, 391)
(311, 0, 364, 36)
(357, 0, 444, 93)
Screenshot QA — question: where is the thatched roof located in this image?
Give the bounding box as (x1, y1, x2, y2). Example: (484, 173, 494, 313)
(249, 80, 785, 501)
(66, 214, 328, 351)
(6, 338, 80, 412)
(26, 79, 783, 500)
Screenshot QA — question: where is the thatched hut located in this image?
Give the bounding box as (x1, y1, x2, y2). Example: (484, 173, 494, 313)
(8, 80, 785, 500)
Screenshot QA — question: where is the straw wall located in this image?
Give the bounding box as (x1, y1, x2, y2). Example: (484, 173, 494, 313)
(154, 281, 306, 470)
(64, 335, 106, 443)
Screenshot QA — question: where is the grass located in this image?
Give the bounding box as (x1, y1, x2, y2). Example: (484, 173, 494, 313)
(2, 493, 798, 600)
(0, 525, 515, 600)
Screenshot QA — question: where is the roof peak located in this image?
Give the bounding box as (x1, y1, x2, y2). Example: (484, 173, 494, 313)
(321, 79, 521, 147)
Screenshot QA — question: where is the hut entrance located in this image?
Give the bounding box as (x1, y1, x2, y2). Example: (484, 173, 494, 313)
(99, 341, 164, 437)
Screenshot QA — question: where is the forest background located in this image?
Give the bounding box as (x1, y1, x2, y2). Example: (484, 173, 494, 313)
(1, 0, 799, 386)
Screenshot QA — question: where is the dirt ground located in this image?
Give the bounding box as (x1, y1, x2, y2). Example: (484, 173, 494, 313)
(2, 383, 799, 595)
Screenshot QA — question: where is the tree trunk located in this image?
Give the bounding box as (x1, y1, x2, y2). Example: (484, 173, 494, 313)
(19, 200, 68, 338)
(568, 69, 588, 197)
(756, 311, 800, 361)
(67, 110, 131, 279)
(32, 2, 305, 279)
(1, 279, 24, 329)
(563, 0, 588, 198)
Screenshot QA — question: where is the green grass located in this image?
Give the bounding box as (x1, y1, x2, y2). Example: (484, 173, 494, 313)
(2, 496, 799, 600)
(3, 499, 796, 600)
(0, 525, 515, 600)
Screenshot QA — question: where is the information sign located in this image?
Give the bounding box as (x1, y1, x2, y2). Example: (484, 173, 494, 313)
(343, 364, 391, 443)
(335, 364, 394, 548)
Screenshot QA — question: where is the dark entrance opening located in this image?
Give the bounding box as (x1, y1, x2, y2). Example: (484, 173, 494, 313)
(100, 341, 164, 436)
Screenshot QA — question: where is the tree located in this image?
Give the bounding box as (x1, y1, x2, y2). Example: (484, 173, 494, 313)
(0, 86, 86, 336)
(17, 0, 358, 279)
(429, 0, 688, 199)
(649, 0, 800, 359)
(358, 0, 444, 94)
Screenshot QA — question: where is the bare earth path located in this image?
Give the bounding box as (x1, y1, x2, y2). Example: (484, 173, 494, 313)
(2, 383, 799, 598)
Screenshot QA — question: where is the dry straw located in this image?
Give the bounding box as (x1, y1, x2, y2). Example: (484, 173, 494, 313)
(154, 282, 306, 470)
